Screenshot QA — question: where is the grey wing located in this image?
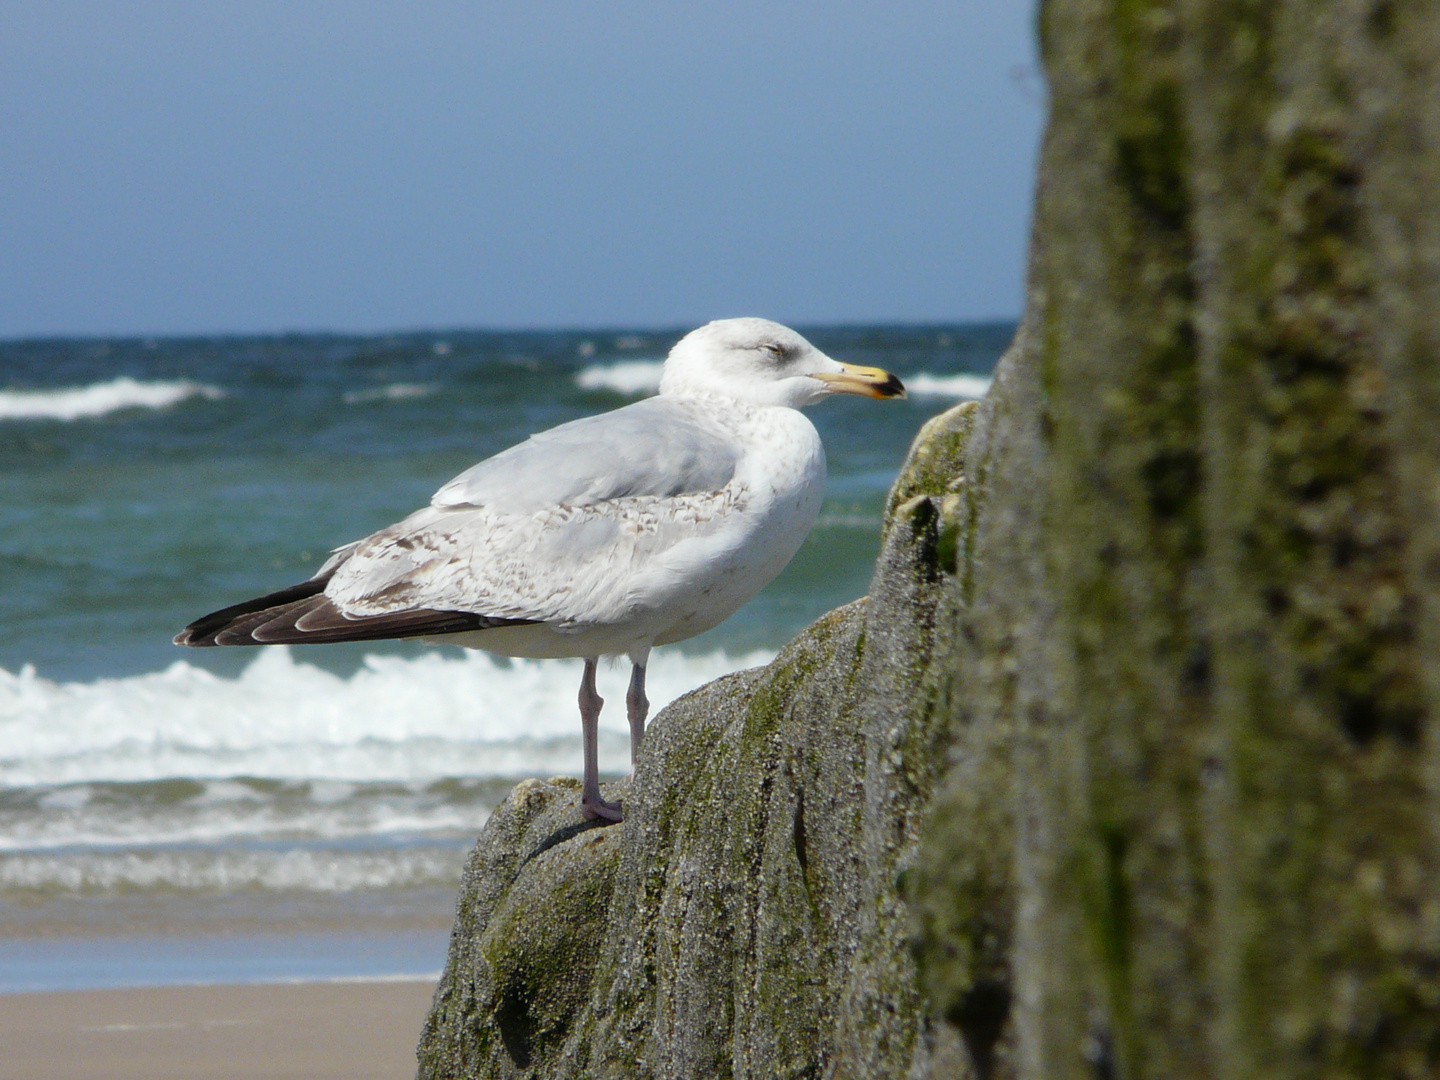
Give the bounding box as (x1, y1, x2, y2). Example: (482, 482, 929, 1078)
(430, 396, 740, 512)
(323, 397, 751, 627)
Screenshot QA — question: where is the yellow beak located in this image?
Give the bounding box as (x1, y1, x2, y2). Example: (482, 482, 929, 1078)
(810, 363, 906, 400)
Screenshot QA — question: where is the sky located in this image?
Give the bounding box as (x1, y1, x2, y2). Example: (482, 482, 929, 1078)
(0, 2, 1043, 338)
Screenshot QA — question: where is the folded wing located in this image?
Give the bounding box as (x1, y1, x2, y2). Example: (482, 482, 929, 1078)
(430, 396, 739, 512)
(177, 396, 750, 646)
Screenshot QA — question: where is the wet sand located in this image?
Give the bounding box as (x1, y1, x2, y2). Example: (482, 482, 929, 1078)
(0, 980, 437, 1080)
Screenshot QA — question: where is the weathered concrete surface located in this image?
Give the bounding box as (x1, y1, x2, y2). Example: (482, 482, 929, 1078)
(417, 401, 980, 1080)
(904, 3, 1440, 1079)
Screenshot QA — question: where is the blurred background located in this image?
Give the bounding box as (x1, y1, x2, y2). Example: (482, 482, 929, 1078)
(0, 1, 1040, 992)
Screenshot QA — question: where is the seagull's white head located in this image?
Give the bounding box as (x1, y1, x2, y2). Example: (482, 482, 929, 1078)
(658, 317, 906, 408)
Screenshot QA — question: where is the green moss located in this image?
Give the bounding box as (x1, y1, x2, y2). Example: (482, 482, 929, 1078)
(880, 401, 979, 551)
(904, 696, 1016, 1077)
(477, 828, 622, 1070)
(1202, 77, 1440, 1074)
(1111, 0, 1190, 228)
(1030, 2, 1217, 1075)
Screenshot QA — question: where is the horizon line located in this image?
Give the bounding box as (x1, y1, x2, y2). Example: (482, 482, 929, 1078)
(0, 314, 1021, 347)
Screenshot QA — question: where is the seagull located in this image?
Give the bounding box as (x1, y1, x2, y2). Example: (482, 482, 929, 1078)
(175, 318, 904, 821)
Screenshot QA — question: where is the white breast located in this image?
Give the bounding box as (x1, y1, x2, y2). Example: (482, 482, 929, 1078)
(641, 400, 826, 646)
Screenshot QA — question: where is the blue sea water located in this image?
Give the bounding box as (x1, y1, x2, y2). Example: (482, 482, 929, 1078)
(0, 930, 449, 993)
(0, 323, 1008, 988)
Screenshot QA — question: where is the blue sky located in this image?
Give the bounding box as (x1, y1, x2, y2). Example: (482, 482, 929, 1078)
(1, 2, 1043, 337)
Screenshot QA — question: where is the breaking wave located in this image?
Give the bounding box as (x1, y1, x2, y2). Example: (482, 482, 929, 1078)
(574, 359, 666, 395)
(0, 645, 771, 787)
(902, 373, 992, 399)
(0, 646, 769, 897)
(341, 383, 439, 405)
(0, 377, 225, 421)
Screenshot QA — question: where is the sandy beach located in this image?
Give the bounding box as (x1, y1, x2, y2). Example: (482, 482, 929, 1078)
(0, 979, 436, 1080)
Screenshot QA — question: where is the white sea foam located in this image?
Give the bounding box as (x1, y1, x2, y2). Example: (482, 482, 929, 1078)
(341, 383, 439, 405)
(1, 844, 467, 894)
(574, 359, 665, 395)
(0, 377, 226, 421)
(902, 373, 992, 399)
(0, 646, 767, 894)
(0, 776, 513, 852)
(0, 646, 771, 788)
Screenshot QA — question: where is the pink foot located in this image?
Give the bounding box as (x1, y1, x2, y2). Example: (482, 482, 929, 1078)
(581, 793, 624, 822)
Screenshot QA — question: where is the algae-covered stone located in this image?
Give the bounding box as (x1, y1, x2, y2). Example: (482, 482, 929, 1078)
(478, 824, 620, 1068)
(417, 777, 628, 1079)
(416, 402, 980, 1080)
(882, 400, 979, 567)
(899, 342, 1041, 1080)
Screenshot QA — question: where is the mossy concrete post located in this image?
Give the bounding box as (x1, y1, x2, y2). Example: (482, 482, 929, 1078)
(1031, 1, 1214, 1076)
(1354, 4, 1440, 841)
(1181, 4, 1440, 1076)
(909, 2, 1440, 1078)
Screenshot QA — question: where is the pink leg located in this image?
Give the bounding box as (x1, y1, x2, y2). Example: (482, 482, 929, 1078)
(579, 659, 623, 822)
(626, 662, 649, 778)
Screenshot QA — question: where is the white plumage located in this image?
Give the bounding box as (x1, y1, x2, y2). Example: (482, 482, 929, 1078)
(177, 317, 904, 820)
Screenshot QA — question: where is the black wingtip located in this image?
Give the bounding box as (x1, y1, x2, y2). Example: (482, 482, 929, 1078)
(176, 575, 536, 648)
(175, 577, 331, 648)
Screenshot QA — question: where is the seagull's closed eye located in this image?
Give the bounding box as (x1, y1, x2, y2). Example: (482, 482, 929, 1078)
(761, 342, 788, 361)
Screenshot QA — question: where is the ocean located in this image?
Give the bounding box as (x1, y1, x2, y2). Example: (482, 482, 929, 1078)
(0, 323, 1008, 990)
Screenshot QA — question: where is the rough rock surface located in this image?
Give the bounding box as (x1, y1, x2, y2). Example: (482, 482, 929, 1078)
(416, 401, 980, 1080)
